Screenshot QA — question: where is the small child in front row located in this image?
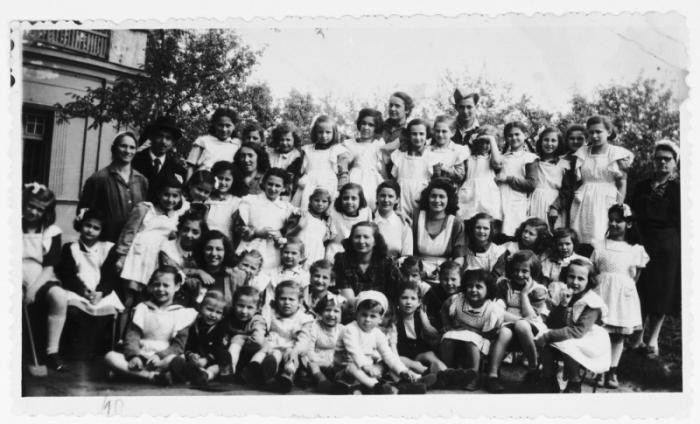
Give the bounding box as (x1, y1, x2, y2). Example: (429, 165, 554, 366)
(104, 266, 197, 383)
(167, 290, 230, 386)
(301, 293, 345, 393)
(423, 261, 462, 330)
(242, 280, 314, 392)
(333, 290, 428, 394)
(226, 286, 267, 375)
(439, 269, 505, 391)
(536, 258, 611, 393)
(303, 259, 334, 313)
(541, 227, 587, 285)
(486, 250, 549, 393)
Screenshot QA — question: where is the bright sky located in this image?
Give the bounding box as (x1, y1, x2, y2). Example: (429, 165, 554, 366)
(236, 12, 688, 113)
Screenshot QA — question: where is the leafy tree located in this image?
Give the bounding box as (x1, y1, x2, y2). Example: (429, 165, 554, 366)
(55, 29, 276, 156)
(280, 89, 321, 143)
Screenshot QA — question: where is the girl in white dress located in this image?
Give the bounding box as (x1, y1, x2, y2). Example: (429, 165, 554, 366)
(373, 181, 413, 259)
(344, 108, 390, 210)
(266, 123, 303, 202)
(457, 125, 503, 223)
(390, 118, 439, 218)
(463, 212, 505, 272)
(288, 188, 335, 267)
(301, 294, 345, 393)
(536, 258, 611, 393)
(326, 183, 373, 261)
(206, 161, 241, 238)
(526, 127, 569, 229)
(235, 168, 300, 272)
(186, 108, 241, 179)
(570, 116, 633, 244)
(590, 204, 648, 389)
(430, 115, 470, 187)
(496, 122, 539, 236)
(294, 115, 352, 211)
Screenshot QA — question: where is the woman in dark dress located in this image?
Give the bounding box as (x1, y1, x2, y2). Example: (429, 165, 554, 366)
(629, 140, 680, 358)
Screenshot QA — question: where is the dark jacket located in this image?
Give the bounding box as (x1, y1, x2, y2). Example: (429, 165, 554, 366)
(132, 149, 186, 197)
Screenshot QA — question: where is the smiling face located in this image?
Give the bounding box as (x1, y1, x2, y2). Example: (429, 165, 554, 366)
(277, 132, 295, 153)
(607, 211, 629, 241)
(376, 187, 398, 214)
(511, 261, 532, 288)
(358, 116, 376, 140)
(178, 219, 203, 251)
(340, 188, 361, 215)
(408, 124, 427, 152)
(276, 287, 301, 318)
(321, 304, 342, 327)
(79, 218, 103, 246)
(351, 225, 375, 255)
(113, 135, 137, 164)
(455, 97, 476, 124)
(356, 305, 384, 332)
(556, 235, 574, 259)
(566, 264, 590, 294)
(473, 218, 492, 246)
(281, 243, 302, 268)
(315, 122, 335, 146)
(433, 122, 453, 147)
(158, 187, 182, 212)
(587, 123, 609, 147)
(540, 132, 559, 157)
(428, 188, 448, 214)
(567, 130, 586, 153)
(149, 130, 174, 157)
(233, 294, 259, 322)
(310, 267, 332, 294)
(237, 254, 262, 275)
(200, 297, 225, 325)
(388, 96, 407, 122)
(189, 182, 213, 203)
(506, 127, 526, 152)
(520, 225, 538, 248)
(214, 116, 235, 141)
(263, 175, 285, 201)
(398, 288, 420, 316)
(238, 146, 258, 174)
(215, 170, 234, 195)
(204, 238, 225, 270)
(440, 269, 461, 295)
(148, 272, 179, 306)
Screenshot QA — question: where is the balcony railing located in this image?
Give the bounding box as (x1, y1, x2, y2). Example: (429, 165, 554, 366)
(26, 30, 110, 59)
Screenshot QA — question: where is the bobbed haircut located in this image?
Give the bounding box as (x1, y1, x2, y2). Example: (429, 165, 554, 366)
(148, 265, 183, 286)
(565, 124, 587, 140)
(404, 118, 432, 143)
(506, 249, 543, 282)
(439, 260, 463, 280)
(552, 227, 579, 250)
(177, 207, 209, 233)
(376, 180, 401, 200)
(309, 259, 335, 281)
(356, 299, 384, 315)
(536, 127, 565, 157)
(503, 121, 530, 140)
(211, 160, 236, 178)
(73, 208, 108, 241)
(208, 108, 239, 135)
(396, 279, 424, 300)
(417, 177, 459, 216)
(310, 115, 340, 146)
(232, 285, 261, 304)
(240, 121, 265, 143)
(274, 279, 303, 299)
(515, 217, 551, 255)
(586, 115, 617, 141)
(334, 182, 368, 213)
(270, 122, 302, 149)
(563, 258, 598, 290)
(356, 108, 384, 136)
(262, 167, 292, 186)
(400, 256, 424, 272)
(461, 269, 496, 299)
(313, 293, 344, 316)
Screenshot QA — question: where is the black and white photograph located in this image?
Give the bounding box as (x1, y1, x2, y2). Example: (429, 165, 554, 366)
(7, 4, 695, 419)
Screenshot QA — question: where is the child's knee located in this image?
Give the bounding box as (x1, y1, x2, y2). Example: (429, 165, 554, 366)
(46, 286, 68, 310)
(104, 351, 124, 367)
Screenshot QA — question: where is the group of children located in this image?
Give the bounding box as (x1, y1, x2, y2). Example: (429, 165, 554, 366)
(22, 104, 658, 394)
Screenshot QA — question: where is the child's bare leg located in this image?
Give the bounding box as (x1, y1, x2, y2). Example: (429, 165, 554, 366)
(416, 351, 447, 373)
(104, 351, 156, 381)
(45, 286, 68, 356)
(228, 336, 246, 371)
(487, 327, 513, 377)
(646, 314, 666, 350)
(513, 320, 538, 371)
(345, 363, 379, 388)
(439, 339, 458, 368)
(205, 364, 221, 381)
(400, 356, 428, 374)
(463, 343, 482, 372)
(610, 334, 625, 368)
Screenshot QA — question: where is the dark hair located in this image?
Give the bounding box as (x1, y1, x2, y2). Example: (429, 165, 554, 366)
(240, 121, 266, 144)
(177, 208, 209, 245)
(655, 143, 679, 162)
(536, 127, 565, 157)
(23, 183, 57, 229)
(309, 259, 334, 281)
(73, 208, 107, 237)
(194, 230, 236, 269)
(150, 173, 185, 207)
(313, 293, 344, 316)
(418, 178, 459, 216)
(208, 108, 238, 136)
(341, 221, 389, 262)
(503, 121, 529, 141)
(607, 204, 642, 245)
(148, 265, 183, 286)
(201, 290, 226, 306)
(376, 180, 401, 202)
(396, 280, 423, 300)
(515, 217, 551, 255)
(400, 256, 424, 273)
(211, 160, 236, 178)
(454, 92, 480, 106)
(310, 115, 339, 146)
(232, 285, 261, 304)
(586, 115, 617, 142)
(187, 170, 215, 191)
(262, 167, 292, 187)
(274, 280, 303, 300)
(270, 122, 302, 150)
(356, 108, 384, 136)
(552, 227, 579, 251)
(404, 118, 432, 149)
(110, 132, 138, 158)
(334, 182, 368, 213)
(389, 91, 414, 117)
(232, 142, 270, 195)
(439, 260, 462, 280)
(565, 124, 587, 140)
(466, 212, 495, 250)
(506, 250, 542, 283)
(461, 269, 495, 299)
(563, 258, 598, 290)
(356, 299, 384, 314)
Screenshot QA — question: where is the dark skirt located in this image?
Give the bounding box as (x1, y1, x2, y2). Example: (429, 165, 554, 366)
(637, 227, 681, 316)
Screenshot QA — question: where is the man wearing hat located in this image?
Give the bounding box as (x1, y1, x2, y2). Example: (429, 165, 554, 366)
(452, 89, 481, 152)
(132, 116, 187, 195)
